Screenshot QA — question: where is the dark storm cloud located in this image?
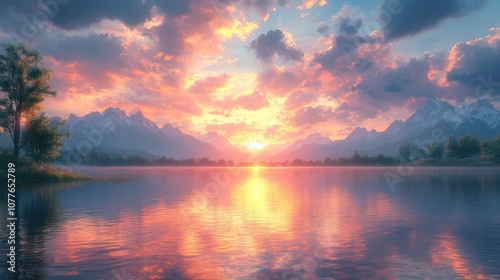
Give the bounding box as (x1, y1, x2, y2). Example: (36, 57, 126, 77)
(41, 34, 124, 66)
(313, 33, 375, 74)
(0, 0, 154, 31)
(338, 18, 362, 35)
(446, 38, 500, 96)
(40, 33, 126, 89)
(51, 0, 153, 30)
(154, 0, 194, 16)
(249, 29, 304, 63)
(380, 0, 487, 40)
(358, 55, 446, 100)
(317, 25, 329, 35)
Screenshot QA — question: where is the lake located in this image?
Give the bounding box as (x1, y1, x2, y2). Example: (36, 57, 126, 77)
(2, 166, 500, 279)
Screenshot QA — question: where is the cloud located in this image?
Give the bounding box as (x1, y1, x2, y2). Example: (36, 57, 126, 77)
(60, 0, 153, 29)
(153, 0, 194, 17)
(188, 74, 231, 95)
(235, 91, 270, 110)
(219, 91, 270, 111)
(297, 0, 327, 10)
(284, 90, 317, 110)
(257, 67, 301, 96)
(338, 17, 362, 35)
(241, 0, 288, 21)
(205, 121, 254, 138)
(217, 19, 259, 41)
(445, 28, 500, 96)
(313, 31, 387, 75)
(291, 105, 335, 127)
(249, 29, 304, 63)
(380, 0, 487, 40)
(41, 33, 124, 65)
(316, 25, 329, 35)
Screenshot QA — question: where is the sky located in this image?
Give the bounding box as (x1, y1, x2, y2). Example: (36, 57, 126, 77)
(1, 0, 500, 147)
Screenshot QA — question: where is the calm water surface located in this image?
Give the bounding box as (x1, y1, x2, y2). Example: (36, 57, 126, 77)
(1, 167, 500, 279)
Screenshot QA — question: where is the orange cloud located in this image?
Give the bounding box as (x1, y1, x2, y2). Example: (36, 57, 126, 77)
(297, 0, 328, 10)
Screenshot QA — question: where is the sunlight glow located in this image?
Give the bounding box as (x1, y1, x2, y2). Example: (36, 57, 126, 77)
(246, 142, 267, 150)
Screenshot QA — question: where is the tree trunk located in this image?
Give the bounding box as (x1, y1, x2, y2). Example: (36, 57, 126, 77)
(13, 106, 21, 159)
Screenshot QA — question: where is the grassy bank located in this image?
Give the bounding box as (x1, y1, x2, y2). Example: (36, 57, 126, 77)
(0, 156, 90, 183)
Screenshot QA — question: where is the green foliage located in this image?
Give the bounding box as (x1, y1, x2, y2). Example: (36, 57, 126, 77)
(478, 137, 500, 159)
(445, 135, 458, 157)
(22, 114, 69, 163)
(0, 154, 89, 183)
(445, 135, 480, 158)
(0, 43, 56, 158)
(322, 152, 399, 166)
(426, 140, 444, 159)
(489, 136, 500, 159)
(456, 135, 480, 158)
(480, 140, 491, 156)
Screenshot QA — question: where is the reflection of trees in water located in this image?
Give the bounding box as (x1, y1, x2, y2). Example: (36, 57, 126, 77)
(439, 170, 500, 199)
(20, 187, 60, 279)
(0, 185, 62, 280)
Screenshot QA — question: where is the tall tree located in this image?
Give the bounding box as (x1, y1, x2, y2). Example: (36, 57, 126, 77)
(427, 140, 444, 160)
(0, 43, 56, 158)
(480, 139, 491, 157)
(445, 135, 458, 158)
(491, 136, 500, 159)
(22, 114, 68, 163)
(456, 135, 480, 158)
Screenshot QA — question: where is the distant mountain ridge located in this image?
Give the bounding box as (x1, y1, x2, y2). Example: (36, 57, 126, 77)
(63, 107, 220, 159)
(3, 99, 498, 162)
(271, 99, 500, 161)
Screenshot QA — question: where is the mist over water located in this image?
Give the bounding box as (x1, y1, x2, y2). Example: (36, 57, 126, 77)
(1, 167, 500, 279)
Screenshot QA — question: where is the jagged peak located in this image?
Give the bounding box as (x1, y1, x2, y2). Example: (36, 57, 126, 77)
(131, 110, 144, 118)
(463, 98, 495, 111)
(103, 107, 127, 118)
(346, 127, 379, 141)
(68, 113, 78, 121)
(203, 131, 221, 137)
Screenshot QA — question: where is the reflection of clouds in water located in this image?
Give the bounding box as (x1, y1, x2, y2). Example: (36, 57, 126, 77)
(111, 267, 136, 280)
(301, 256, 318, 273)
(391, 256, 455, 279)
(42, 167, 500, 279)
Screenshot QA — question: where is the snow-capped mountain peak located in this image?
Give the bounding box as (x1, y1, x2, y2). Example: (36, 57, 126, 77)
(198, 131, 233, 151)
(458, 99, 500, 128)
(283, 133, 332, 153)
(160, 123, 185, 138)
(345, 127, 379, 141)
(102, 107, 127, 119)
(304, 133, 333, 145)
(130, 111, 159, 131)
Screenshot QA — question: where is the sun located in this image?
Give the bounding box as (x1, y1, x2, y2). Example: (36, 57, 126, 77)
(246, 141, 267, 150)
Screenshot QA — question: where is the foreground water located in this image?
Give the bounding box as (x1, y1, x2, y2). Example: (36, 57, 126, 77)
(1, 166, 500, 279)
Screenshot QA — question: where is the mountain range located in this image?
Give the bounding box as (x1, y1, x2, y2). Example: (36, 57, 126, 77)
(270, 99, 500, 161)
(1, 99, 499, 162)
(62, 107, 221, 159)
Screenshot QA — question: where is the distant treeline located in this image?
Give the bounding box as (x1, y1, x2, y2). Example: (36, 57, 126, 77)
(57, 149, 400, 166)
(56, 134, 500, 167)
(58, 149, 237, 166)
(249, 152, 400, 167)
(398, 135, 500, 162)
